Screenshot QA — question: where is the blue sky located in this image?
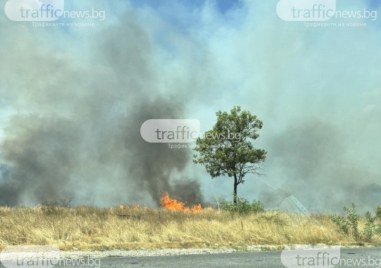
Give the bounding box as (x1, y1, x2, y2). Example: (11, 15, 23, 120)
(368, 0, 381, 8)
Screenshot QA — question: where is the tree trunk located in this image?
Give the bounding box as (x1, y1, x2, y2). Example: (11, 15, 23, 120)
(233, 175, 238, 204)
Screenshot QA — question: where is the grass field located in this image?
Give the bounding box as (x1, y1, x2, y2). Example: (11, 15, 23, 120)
(1, 205, 377, 251)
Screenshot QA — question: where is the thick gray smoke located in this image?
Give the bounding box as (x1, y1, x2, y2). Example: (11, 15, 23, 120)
(1, 0, 381, 213)
(0, 14, 204, 206)
(262, 120, 381, 213)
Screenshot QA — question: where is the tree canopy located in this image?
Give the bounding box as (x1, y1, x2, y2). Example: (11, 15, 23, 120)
(193, 106, 267, 203)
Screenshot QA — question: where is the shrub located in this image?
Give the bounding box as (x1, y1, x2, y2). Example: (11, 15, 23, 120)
(330, 203, 381, 241)
(331, 214, 349, 235)
(221, 197, 264, 214)
(363, 211, 376, 241)
(376, 206, 381, 220)
(344, 203, 360, 240)
(331, 203, 359, 240)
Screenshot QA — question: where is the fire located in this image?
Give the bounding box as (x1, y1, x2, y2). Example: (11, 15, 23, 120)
(160, 193, 203, 213)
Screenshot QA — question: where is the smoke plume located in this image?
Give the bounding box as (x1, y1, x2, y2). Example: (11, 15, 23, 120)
(0, 12, 204, 206)
(1, 0, 381, 212)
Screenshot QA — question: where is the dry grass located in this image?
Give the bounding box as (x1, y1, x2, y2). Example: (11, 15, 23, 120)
(0, 206, 377, 251)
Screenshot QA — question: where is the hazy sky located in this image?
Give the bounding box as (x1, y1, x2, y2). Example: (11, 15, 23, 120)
(0, 0, 380, 212)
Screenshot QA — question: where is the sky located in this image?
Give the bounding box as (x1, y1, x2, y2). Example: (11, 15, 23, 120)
(0, 0, 380, 213)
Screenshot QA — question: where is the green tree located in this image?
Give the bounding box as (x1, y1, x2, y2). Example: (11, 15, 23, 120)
(193, 106, 267, 204)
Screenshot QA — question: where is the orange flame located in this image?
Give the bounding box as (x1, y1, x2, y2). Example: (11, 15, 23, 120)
(160, 193, 203, 213)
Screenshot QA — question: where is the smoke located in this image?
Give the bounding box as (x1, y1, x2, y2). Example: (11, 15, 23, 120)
(121, 98, 204, 205)
(202, 1, 381, 213)
(0, 10, 205, 206)
(266, 120, 381, 213)
(1, 0, 381, 212)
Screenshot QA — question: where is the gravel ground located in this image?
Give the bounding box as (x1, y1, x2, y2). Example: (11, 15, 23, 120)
(59, 248, 240, 259)
(57, 244, 378, 259)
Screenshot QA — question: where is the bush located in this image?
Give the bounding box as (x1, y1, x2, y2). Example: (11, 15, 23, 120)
(364, 211, 376, 241)
(344, 203, 360, 239)
(221, 197, 265, 214)
(331, 214, 349, 234)
(331, 203, 359, 240)
(376, 206, 381, 220)
(330, 203, 381, 241)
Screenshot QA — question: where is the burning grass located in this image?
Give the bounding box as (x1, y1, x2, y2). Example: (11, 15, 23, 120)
(160, 193, 202, 213)
(0, 204, 377, 251)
